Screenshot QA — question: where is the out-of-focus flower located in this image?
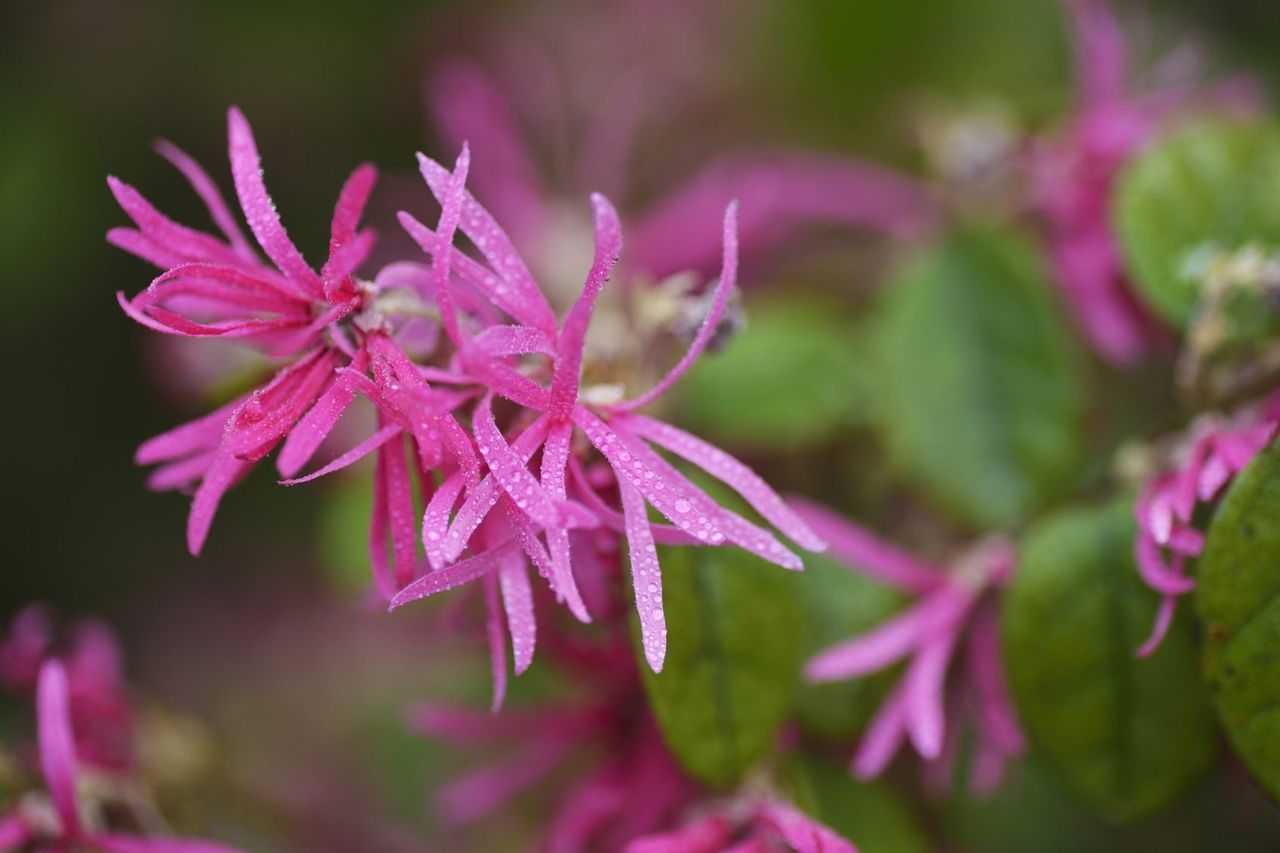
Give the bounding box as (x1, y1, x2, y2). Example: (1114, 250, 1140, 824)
(0, 660, 241, 853)
(426, 0, 937, 291)
(0, 605, 134, 773)
(625, 796, 855, 853)
(1129, 395, 1280, 656)
(386, 146, 825, 676)
(1027, 0, 1260, 365)
(410, 630, 694, 850)
(791, 501, 1024, 793)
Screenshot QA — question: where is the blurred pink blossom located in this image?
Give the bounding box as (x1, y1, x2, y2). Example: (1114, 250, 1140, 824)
(791, 501, 1025, 794)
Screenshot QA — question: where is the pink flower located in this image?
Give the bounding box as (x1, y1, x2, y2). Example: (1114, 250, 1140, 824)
(625, 797, 855, 853)
(409, 633, 695, 850)
(1027, 0, 1259, 364)
(791, 500, 1025, 793)
(0, 660, 241, 853)
(113, 107, 380, 556)
(386, 145, 826, 675)
(1133, 396, 1280, 656)
(0, 605, 134, 773)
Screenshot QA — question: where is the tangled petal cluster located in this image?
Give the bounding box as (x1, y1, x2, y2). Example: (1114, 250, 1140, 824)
(1133, 394, 1280, 656)
(626, 797, 853, 853)
(792, 501, 1025, 792)
(110, 108, 826, 687)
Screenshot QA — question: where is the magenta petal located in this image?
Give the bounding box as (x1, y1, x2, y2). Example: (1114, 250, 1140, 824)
(618, 201, 738, 412)
(620, 477, 667, 672)
(136, 399, 240, 465)
(187, 452, 252, 555)
(967, 605, 1026, 754)
(36, 660, 81, 838)
(540, 422, 591, 622)
(416, 152, 557, 334)
(473, 394, 562, 530)
(226, 107, 323, 296)
(620, 414, 825, 551)
(1136, 588, 1179, 659)
(853, 683, 910, 779)
(626, 816, 734, 853)
(1133, 534, 1196, 596)
(805, 590, 965, 683)
(0, 813, 30, 849)
(153, 139, 256, 260)
(390, 545, 507, 610)
(277, 352, 367, 478)
(326, 163, 378, 261)
(472, 324, 556, 357)
(756, 800, 856, 853)
(787, 499, 940, 592)
(107, 176, 243, 267)
(497, 550, 537, 675)
(902, 631, 959, 760)
(423, 473, 466, 570)
(549, 193, 624, 419)
(483, 572, 508, 713)
(279, 424, 401, 486)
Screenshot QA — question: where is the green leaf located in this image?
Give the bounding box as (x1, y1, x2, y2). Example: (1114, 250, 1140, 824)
(676, 298, 870, 450)
(873, 229, 1084, 529)
(1004, 498, 1217, 822)
(317, 477, 377, 594)
(637, 546, 803, 788)
(792, 553, 905, 739)
(1115, 119, 1280, 326)
(780, 753, 930, 853)
(1199, 440, 1280, 801)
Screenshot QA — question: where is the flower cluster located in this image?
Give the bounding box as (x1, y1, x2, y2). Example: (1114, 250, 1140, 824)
(111, 108, 826, 688)
(626, 797, 853, 853)
(792, 501, 1025, 792)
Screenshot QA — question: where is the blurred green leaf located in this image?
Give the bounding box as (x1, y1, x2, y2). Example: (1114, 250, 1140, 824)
(676, 299, 870, 450)
(317, 476, 376, 595)
(637, 546, 803, 788)
(791, 553, 905, 740)
(873, 229, 1084, 529)
(1004, 498, 1216, 822)
(780, 753, 930, 853)
(1115, 119, 1280, 326)
(1199, 440, 1280, 801)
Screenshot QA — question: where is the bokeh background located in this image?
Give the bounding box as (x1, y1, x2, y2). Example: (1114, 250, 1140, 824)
(5, 0, 1280, 849)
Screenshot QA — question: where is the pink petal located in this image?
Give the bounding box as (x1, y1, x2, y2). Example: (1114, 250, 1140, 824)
(136, 398, 241, 465)
(107, 226, 185, 269)
(0, 813, 30, 849)
(472, 324, 556, 357)
(619, 414, 825, 551)
(37, 660, 81, 837)
(389, 544, 508, 610)
(324, 163, 378, 275)
(90, 834, 246, 853)
(626, 816, 734, 853)
(423, 472, 466, 570)
(566, 457, 701, 547)
(226, 107, 323, 296)
(805, 589, 967, 683)
(1133, 534, 1196, 596)
(483, 572, 508, 713)
(277, 350, 369, 478)
(435, 736, 576, 825)
(967, 605, 1026, 754)
(756, 800, 856, 853)
(497, 550, 537, 675)
(153, 138, 256, 260)
(379, 437, 418, 589)
(279, 424, 401, 486)
(416, 152, 557, 334)
(187, 452, 252, 555)
(617, 201, 738, 412)
(620, 477, 667, 672)
(549, 193, 623, 420)
(1136, 589, 1179, 659)
(789, 499, 942, 592)
(903, 631, 960, 759)
(540, 422, 592, 622)
(106, 176, 244, 267)
(473, 394, 562, 529)
(852, 683, 910, 779)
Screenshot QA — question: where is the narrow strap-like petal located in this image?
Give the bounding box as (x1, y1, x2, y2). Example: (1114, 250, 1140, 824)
(416, 152, 557, 334)
(497, 550, 537, 675)
(379, 436, 418, 589)
(617, 202, 738, 412)
(472, 324, 555, 357)
(154, 139, 256, 260)
(423, 472, 466, 570)
(484, 572, 508, 713)
(852, 682, 909, 779)
(279, 424, 401, 486)
(37, 660, 81, 838)
(325, 163, 378, 277)
(620, 477, 666, 672)
(473, 394, 562, 529)
(966, 604, 1026, 753)
(107, 176, 246, 268)
(136, 398, 241, 465)
(187, 452, 252, 555)
(903, 629, 960, 760)
(540, 422, 591, 622)
(1133, 533, 1196, 596)
(226, 107, 323, 296)
(755, 800, 856, 853)
(619, 414, 825, 550)
(550, 194, 623, 420)
(787, 499, 941, 593)
(389, 544, 508, 610)
(277, 349, 369, 478)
